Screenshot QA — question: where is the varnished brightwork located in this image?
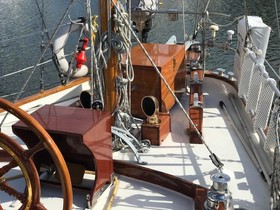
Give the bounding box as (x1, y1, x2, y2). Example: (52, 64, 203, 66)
(130, 43, 185, 118)
(0, 98, 72, 210)
(0, 132, 45, 209)
(113, 159, 208, 210)
(141, 112, 171, 145)
(12, 105, 113, 207)
(189, 69, 204, 144)
(0, 150, 11, 162)
(100, 0, 118, 113)
(0, 77, 90, 113)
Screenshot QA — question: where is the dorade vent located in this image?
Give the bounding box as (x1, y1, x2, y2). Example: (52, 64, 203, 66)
(141, 96, 160, 125)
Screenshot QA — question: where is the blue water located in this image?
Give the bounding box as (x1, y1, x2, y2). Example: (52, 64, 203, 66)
(0, 0, 280, 101)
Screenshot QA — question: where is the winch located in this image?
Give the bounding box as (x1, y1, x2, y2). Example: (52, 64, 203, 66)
(205, 173, 233, 210)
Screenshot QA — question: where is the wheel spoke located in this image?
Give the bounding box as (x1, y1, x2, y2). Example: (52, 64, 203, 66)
(23, 141, 45, 160)
(0, 98, 73, 210)
(0, 180, 26, 203)
(0, 160, 17, 177)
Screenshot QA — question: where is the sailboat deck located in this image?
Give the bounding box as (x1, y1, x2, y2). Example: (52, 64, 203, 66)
(113, 76, 269, 210)
(0, 77, 269, 210)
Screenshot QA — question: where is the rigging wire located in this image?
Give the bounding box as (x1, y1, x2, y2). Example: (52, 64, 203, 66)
(0, 47, 92, 81)
(86, 0, 95, 108)
(0, 23, 81, 45)
(0, 31, 46, 44)
(270, 0, 280, 201)
(0, 81, 61, 99)
(192, 0, 199, 39)
(204, 0, 211, 13)
(112, 0, 224, 170)
(112, 1, 135, 131)
(182, 0, 186, 42)
(0, 0, 76, 129)
(113, 2, 134, 82)
(204, 16, 241, 28)
(273, 0, 280, 88)
(65, 21, 87, 84)
(34, 0, 50, 40)
(34, 0, 48, 92)
(264, 59, 280, 81)
(274, 0, 280, 39)
(86, 0, 105, 108)
(127, 0, 132, 116)
(0, 59, 53, 79)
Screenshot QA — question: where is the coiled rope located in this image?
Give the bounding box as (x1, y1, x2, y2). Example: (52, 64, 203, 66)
(112, 2, 135, 131)
(113, 1, 134, 90)
(111, 0, 224, 170)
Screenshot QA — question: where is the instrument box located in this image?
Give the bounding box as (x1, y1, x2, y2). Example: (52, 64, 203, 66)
(130, 43, 185, 118)
(141, 113, 171, 146)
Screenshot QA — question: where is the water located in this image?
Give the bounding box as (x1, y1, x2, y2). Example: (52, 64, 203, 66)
(0, 0, 280, 101)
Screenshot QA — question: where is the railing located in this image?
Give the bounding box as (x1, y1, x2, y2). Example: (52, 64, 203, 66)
(238, 47, 280, 154)
(240, 50, 280, 209)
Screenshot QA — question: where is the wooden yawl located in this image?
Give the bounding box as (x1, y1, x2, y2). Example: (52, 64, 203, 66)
(0, 0, 279, 209)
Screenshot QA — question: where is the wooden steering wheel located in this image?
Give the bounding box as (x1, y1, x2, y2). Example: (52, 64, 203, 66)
(0, 98, 72, 210)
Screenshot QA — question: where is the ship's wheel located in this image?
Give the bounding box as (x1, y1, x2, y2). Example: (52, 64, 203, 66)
(0, 98, 72, 210)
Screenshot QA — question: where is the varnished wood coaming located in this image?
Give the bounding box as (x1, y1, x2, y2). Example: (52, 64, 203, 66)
(0, 77, 89, 113)
(204, 70, 237, 90)
(0, 150, 208, 209)
(113, 159, 207, 210)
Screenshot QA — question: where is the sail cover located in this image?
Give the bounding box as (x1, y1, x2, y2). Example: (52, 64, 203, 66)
(234, 16, 271, 81)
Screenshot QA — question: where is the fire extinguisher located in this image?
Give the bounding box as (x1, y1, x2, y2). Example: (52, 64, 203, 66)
(75, 37, 89, 68)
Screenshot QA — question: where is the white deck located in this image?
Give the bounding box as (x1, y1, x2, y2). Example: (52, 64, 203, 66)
(0, 76, 269, 210)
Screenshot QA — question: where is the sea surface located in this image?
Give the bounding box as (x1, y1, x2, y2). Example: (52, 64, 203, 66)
(0, 0, 280, 101)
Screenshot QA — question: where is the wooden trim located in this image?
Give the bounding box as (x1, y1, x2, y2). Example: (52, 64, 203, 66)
(0, 98, 73, 208)
(1, 153, 208, 209)
(189, 69, 204, 144)
(113, 159, 207, 210)
(0, 77, 89, 113)
(204, 70, 238, 90)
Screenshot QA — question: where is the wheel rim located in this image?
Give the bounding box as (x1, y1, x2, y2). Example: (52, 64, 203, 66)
(0, 98, 73, 210)
(0, 132, 38, 209)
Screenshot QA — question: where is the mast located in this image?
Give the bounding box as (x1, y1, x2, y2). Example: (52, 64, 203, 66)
(100, 0, 118, 113)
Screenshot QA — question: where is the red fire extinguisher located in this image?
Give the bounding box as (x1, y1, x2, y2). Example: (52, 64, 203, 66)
(75, 37, 89, 68)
